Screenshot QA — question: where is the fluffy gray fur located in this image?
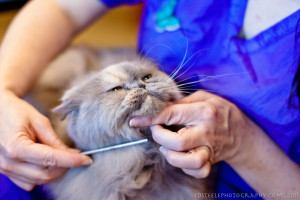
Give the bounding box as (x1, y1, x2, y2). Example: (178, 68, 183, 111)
(29, 47, 213, 200)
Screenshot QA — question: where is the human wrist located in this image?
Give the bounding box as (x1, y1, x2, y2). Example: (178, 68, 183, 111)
(0, 82, 20, 98)
(0, 82, 25, 103)
(0, 84, 12, 96)
(0, 69, 32, 97)
(225, 116, 261, 168)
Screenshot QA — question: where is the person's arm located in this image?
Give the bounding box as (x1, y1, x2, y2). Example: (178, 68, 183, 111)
(130, 91, 300, 199)
(228, 119, 300, 198)
(0, 0, 106, 96)
(0, 0, 106, 191)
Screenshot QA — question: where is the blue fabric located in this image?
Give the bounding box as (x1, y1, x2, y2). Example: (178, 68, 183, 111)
(0, 174, 49, 200)
(101, 0, 141, 8)
(1, 0, 299, 199)
(137, 0, 300, 198)
(139, 0, 300, 157)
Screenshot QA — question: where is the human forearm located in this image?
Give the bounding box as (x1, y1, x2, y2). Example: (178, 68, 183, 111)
(228, 119, 300, 198)
(0, 0, 106, 97)
(0, 0, 105, 190)
(0, 0, 76, 96)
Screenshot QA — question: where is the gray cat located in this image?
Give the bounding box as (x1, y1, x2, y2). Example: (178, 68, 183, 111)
(29, 46, 213, 200)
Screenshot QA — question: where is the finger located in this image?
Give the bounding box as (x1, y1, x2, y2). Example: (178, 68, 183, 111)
(30, 116, 69, 150)
(130, 103, 204, 127)
(159, 146, 211, 169)
(176, 90, 215, 104)
(5, 161, 65, 184)
(4, 167, 64, 185)
(9, 177, 35, 191)
(0, 155, 66, 184)
(182, 161, 211, 178)
(0, 168, 36, 185)
(14, 139, 92, 168)
(151, 125, 183, 151)
(152, 125, 209, 151)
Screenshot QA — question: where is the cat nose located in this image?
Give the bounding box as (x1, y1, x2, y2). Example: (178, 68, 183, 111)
(138, 83, 146, 89)
(130, 82, 146, 89)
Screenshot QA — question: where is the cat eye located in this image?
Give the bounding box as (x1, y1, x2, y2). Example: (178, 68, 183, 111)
(110, 86, 123, 92)
(142, 74, 152, 82)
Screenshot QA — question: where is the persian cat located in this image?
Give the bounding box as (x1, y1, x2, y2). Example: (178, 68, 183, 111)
(28, 46, 214, 200)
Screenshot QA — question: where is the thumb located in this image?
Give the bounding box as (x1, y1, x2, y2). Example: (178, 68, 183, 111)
(130, 103, 199, 127)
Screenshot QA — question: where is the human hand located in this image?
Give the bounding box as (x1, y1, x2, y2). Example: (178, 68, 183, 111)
(130, 91, 255, 178)
(0, 90, 92, 191)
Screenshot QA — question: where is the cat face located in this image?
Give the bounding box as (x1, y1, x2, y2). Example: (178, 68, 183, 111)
(54, 60, 182, 150)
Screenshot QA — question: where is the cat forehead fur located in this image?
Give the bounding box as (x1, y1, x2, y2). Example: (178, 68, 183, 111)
(100, 61, 158, 88)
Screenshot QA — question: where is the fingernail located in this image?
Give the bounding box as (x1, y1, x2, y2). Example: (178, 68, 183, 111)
(150, 126, 154, 131)
(129, 118, 138, 127)
(82, 157, 93, 165)
(69, 148, 81, 153)
(159, 146, 167, 155)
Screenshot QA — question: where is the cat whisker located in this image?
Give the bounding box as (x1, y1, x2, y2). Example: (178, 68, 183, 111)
(165, 85, 213, 92)
(171, 48, 210, 81)
(176, 74, 213, 84)
(165, 78, 210, 89)
(162, 28, 213, 86)
(179, 88, 220, 92)
(167, 88, 221, 95)
(162, 28, 189, 86)
(175, 72, 248, 88)
(141, 43, 178, 65)
(162, 47, 211, 87)
(169, 29, 189, 78)
(176, 80, 212, 88)
(139, 43, 178, 73)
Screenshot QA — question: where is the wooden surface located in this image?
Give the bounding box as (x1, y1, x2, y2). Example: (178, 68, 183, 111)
(0, 4, 142, 48)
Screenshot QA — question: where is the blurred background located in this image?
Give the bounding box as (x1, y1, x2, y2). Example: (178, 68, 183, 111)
(0, 0, 142, 48)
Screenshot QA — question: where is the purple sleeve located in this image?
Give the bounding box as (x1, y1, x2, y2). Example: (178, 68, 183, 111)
(100, 0, 142, 8)
(0, 174, 50, 200)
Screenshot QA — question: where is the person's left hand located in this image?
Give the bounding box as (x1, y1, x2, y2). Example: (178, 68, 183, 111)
(130, 91, 255, 178)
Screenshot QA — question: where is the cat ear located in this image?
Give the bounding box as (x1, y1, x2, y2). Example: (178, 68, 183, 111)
(52, 87, 84, 120)
(53, 100, 80, 120)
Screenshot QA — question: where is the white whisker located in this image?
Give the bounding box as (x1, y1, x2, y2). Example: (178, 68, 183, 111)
(172, 48, 210, 81)
(142, 43, 178, 59)
(162, 28, 189, 86)
(176, 72, 248, 88)
(176, 74, 210, 84)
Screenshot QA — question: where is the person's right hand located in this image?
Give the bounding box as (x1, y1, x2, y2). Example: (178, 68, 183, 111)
(0, 89, 93, 191)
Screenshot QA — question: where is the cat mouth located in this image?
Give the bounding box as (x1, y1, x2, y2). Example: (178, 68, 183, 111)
(168, 94, 177, 102)
(131, 95, 165, 116)
(115, 91, 170, 129)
